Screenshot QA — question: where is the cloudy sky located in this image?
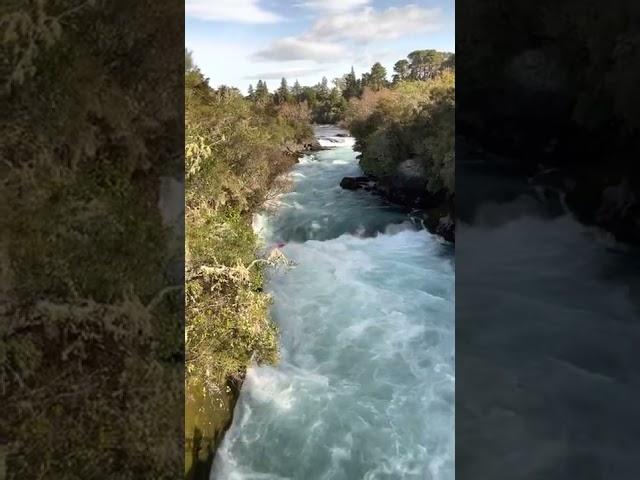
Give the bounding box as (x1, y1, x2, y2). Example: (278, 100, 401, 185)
(186, 0, 454, 93)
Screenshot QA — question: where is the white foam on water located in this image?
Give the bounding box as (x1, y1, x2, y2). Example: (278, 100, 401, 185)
(317, 136, 356, 149)
(214, 127, 454, 480)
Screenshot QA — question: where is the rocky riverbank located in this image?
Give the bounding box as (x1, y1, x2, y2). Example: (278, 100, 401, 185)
(340, 157, 455, 242)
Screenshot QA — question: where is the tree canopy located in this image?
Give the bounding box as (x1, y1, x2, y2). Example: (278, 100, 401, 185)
(240, 50, 451, 124)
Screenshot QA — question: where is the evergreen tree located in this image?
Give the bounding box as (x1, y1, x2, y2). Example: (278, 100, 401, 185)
(317, 76, 330, 100)
(301, 86, 318, 108)
(329, 87, 347, 121)
(292, 80, 302, 100)
(407, 49, 447, 80)
(255, 79, 270, 104)
(392, 59, 410, 84)
(276, 77, 291, 104)
(247, 83, 255, 100)
(361, 72, 370, 89)
(368, 62, 388, 91)
(343, 66, 361, 99)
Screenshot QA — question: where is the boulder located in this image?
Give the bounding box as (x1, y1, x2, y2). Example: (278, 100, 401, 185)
(304, 139, 325, 152)
(340, 176, 372, 190)
(436, 214, 455, 243)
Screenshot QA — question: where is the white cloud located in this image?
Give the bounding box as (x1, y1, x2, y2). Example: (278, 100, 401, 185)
(186, 0, 282, 23)
(244, 68, 326, 80)
(251, 5, 443, 63)
(297, 0, 371, 11)
(252, 37, 347, 63)
(309, 5, 443, 43)
(353, 49, 401, 68)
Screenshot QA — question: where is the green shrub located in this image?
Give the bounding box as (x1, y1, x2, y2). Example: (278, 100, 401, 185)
(343, 71, 455, 195)
(185, 67, 310, 399)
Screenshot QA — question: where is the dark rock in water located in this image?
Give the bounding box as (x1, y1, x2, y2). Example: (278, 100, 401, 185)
(341, 157, 456, 242)
(376, 175, 446, 210)
(304, 139, 326, 152)
(340, 176, 373, 190)
(371, 159, 443, 209)
(340, 172, 455, 242)
(436, 215, 455, 243)
(420, 201, 455, 243)
(336, 133, 349, 137)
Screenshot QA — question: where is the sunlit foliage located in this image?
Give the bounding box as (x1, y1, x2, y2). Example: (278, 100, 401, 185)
(185, 65, 312, 399)
(343, 71, 455, 195)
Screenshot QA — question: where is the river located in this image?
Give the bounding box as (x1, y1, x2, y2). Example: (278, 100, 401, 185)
(212, 125, 455, 479)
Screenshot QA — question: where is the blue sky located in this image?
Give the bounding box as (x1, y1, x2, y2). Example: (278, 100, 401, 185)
(186, 0, 454, 94)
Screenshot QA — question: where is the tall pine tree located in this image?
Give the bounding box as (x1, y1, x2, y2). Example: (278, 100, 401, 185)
(368, 62, 388, 91)
(255, 79, 270, 104)
(291, 80, 302, 101)
(276, 77, 291, 104)
(317, 76, 330, 100)
(343, 66, 361, 99)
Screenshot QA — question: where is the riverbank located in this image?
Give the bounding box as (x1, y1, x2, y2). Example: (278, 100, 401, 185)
(338, 73, 455, 243)
(184, 138, 320, 480)
(339, 171, 455, 242)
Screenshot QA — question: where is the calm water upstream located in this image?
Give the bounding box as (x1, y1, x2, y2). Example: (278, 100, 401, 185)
(212, 125, 455, 480)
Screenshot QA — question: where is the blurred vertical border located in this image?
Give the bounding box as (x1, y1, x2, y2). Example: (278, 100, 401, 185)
(456, 1, 640, 479)
(0, 1, 184, 478)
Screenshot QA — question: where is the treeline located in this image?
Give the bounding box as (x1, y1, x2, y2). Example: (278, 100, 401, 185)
(242, 49, 454, 125)
(185, 51, 314, 473)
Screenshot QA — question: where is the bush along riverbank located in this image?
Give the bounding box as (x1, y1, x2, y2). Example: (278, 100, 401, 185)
(184, 55, 317, 479)
(339, 54, 455, 242)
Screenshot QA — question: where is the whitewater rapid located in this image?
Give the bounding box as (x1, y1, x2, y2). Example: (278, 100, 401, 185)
(212, 125, 455, 479)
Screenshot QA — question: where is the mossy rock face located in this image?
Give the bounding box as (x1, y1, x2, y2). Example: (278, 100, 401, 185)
(185, 379, 241, 480)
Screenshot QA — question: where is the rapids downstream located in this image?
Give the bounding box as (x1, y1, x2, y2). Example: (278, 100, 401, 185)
(212, 126, 455, 479)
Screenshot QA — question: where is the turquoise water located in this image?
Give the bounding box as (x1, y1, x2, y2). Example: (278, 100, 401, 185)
(212, 127, 455, 480)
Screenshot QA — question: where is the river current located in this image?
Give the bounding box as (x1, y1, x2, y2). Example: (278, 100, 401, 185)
(212, 126, 455, 479)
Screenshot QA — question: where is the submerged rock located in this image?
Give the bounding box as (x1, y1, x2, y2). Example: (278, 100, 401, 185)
(420, 201, 455, 243)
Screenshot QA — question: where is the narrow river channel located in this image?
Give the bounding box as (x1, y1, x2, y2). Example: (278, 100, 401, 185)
(212, 126, 455, 480)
